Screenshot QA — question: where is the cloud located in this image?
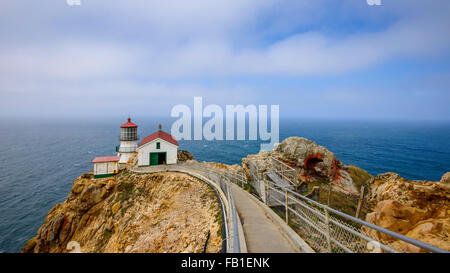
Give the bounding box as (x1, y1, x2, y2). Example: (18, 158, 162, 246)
(3, 1, 449, 80)
(0, 0, 449, 119)
(2, 1, 450, 77)
(0, 41, 137, 81)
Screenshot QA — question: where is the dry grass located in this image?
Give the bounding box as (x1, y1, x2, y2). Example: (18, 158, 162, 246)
(348, 165, 373, 191)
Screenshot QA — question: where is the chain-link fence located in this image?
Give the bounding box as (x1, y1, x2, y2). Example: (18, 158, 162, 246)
(132, 161, 448, 253)
(244, 157, 448, 253)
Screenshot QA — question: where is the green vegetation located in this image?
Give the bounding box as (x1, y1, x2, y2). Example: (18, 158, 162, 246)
(348, 165, 373, 191)
(114, 180, 137, 216)
(245, 182, 259, 196)
(104, 229, 113, 238)
(118, 181, 134, 193)
(200, 187, 215, 201)
(116, 181, 135, 203)
(304, 178, 328, 194)
(214, 209, 223, 238)
(136, 187, 147, 197)
(95, 229, 114, 252)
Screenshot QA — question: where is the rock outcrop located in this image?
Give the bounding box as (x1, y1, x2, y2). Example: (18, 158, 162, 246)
(177, 150, 194, 162)
(274, 137, 342, 180)
(202, 161, 243, 174)
(441, 172, 450, 185)
(22, 171, 222, 253)
(363, 172, 450, 252)
(242, 137, 365, 194)
(125, 153, 138, 168)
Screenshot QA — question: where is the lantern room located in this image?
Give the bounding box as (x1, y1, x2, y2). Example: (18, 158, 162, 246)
(117, 118, 139, 164)
(120, 118, 138, 141)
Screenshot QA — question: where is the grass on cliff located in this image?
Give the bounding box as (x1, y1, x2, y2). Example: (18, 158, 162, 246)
(302, 176, 370, 220)
(115, 180, 137, 216)
(348, 165, 373, 191)
(95, 229, 114, 252)
(116, 181, 135, 202)
(214, 209, 223, 238)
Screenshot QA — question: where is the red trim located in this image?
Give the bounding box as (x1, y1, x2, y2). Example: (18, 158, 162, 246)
(139, 130, 179, 147)
(120, 118, 138, 128)
(92, 156, 120, 163)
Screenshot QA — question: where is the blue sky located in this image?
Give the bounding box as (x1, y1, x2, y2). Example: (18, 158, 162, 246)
(0, 0, 449, 120)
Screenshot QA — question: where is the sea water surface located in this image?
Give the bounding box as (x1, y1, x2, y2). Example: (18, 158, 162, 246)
(0, 117, 449, 252)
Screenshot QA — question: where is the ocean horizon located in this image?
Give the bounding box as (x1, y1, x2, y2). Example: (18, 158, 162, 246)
(0, 117, 449, 252)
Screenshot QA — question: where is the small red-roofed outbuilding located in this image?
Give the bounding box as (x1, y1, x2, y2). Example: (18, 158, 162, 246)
(92, 156, 120, 178)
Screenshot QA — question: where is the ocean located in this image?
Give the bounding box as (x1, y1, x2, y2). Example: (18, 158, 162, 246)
(0, 117, 449, 252)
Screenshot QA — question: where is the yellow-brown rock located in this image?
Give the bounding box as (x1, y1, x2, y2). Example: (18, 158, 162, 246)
(363, 172, 450, 252)
(441, 172, 450, 185)
(22, 171, 222, 253)
(111, 202, 121, 215)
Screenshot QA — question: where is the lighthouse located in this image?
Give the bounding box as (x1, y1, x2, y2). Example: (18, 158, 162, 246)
(117, 117, 139, 164)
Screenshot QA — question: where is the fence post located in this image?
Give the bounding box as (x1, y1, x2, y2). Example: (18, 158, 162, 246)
(264, 181, 268, 205)
(324, 209, 332, 253)
(226, 182, 234, 252)
(327, 186, 332, 207)
(355, 185, 365, 219)
(285, 189, 289, 224)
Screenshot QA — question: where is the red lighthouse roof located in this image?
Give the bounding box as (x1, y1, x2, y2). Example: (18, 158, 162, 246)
(120, 118, 138, 128)
(139, 130, 179, 147)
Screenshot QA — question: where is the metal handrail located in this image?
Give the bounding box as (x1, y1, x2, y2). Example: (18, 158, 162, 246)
(229, 184, 241, 253)
(284, 184, 447, 253)
(266, 180, 398, 253)
(228, 157, 448, 253)
(257, 170, 449, 253)
(129, 164, 240, 253)
(174, 163, 241, 253)
(131, 162, 448, 253)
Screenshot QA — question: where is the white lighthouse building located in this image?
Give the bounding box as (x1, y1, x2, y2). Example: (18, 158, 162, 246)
(137, 124, 179, 166)
(117, 118, 139, 164)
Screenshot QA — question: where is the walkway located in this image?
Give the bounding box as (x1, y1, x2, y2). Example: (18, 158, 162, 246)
(231, 183, 299, 253)
(130, 163, 449, 254)
(130, 165, 301, 253)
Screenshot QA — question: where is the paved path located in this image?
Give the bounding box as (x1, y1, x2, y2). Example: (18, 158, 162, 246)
(131, 165, 301, 253)
(231, 184, 300, 253)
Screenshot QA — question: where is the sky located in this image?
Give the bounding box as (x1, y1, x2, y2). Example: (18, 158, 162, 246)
(0, 0, 450, 120)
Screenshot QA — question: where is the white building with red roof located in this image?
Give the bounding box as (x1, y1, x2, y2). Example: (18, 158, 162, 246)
(117, 117, 139, 164)
(92, 156, 120, 178)
(137, 124, 179, 166)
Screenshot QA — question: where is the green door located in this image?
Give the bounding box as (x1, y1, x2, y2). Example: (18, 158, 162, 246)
(150, 153, 159, 166)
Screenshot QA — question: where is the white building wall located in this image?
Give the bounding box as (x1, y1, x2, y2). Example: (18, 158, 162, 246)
(118, 140, 138, 164)
(137, 138, 178, 166)
(94, 161, 118, 175)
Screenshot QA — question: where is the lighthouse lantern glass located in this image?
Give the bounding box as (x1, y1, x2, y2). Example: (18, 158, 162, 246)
(120, 127, 138, 141)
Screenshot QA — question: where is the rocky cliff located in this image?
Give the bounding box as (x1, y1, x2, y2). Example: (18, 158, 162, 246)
(22, 136, 449, 253)
(241, 136, 449, 252)
(177, 150, 195, 162)
(363, 172, 450, 252)
(22, 171, 222, 253)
